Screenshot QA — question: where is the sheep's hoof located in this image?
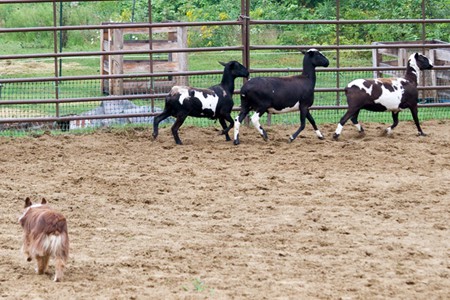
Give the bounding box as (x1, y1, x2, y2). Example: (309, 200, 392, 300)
(262, 133, 268, 141)
(418, 132, 427, 137)
(332, 133, 340, 140)
(318, 136, 325, 140)
(384, 128, 393, 136)
(233, 140, 240, 145)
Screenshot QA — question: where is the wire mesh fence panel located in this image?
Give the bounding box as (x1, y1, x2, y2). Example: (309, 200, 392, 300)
(0, 0, 449, 136)
(0, 71, 449, 137)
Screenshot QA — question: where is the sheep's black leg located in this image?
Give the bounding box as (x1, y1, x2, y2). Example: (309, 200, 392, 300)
(171, 114, 188, 145)
(385, 112, 399, 135)
(152, 109, 172, 139)
(409, 106, 425, 136)
(350, 111, 364, 134)
(333, 108, 360, 140)
(218, 116, 233, 141)
(305, 110, 324, 140)
(289, 107, 307, 143)
(233, 109, 250, 145)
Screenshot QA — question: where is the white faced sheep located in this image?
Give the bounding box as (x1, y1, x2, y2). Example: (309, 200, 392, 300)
(333, 53, 434, 139)
(153, 61, 249, 145)
(233, 49, 329, 145)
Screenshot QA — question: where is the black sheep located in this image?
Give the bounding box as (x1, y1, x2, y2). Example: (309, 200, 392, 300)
(233, 49, 329, 145)
(153, 61, 249, 145)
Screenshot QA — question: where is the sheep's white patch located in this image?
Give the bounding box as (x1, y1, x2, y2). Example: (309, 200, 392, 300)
(386, 127, 392, 135)
(315, 130, 324, 139)
(170, 86, 189, 95)
(408, 53, 420, 79)
(176, 87, 190, 104)
(348, 79, 373, 96)
(335, 123, 343, 135)
(251, 112, 264, 136)
(373, 79, 405, 111)
(268, 102, 299, 114)
(193, 90, 219, 113)
(234, 116, 241, 140)
(177, 88, 219, 116)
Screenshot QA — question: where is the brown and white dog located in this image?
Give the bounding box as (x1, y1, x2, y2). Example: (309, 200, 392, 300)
(18, 197, 69, 282)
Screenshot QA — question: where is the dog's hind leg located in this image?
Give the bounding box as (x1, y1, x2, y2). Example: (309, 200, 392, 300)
(36, 256, 45, 274)
(54, 257, 65, 282)
(41, 255, 50, 274)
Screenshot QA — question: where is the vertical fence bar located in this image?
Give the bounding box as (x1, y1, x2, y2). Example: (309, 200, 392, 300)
(59, 1, 63, 77)
(242, 0, 251, 126)
(52, 0, 60, 118)
(421, 0, 427, 101)
(241, 0, 250, 70)
(335, 0, 341, 106)
(148, 0, 155, 112)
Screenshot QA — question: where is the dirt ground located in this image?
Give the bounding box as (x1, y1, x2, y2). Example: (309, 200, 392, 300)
(0, 120, 449, 299)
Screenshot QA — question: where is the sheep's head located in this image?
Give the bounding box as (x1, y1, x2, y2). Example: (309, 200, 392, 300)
(219, 61, 249, 78)
(413, 53, 433, 71)
(301, 49, 329, 68)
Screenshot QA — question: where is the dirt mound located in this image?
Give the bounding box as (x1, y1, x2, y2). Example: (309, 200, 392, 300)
(1, 120, 449, 299)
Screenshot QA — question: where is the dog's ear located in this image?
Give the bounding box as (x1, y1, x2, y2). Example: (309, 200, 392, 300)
(25, 197, 32, 208)
(41, 198, 47, 205)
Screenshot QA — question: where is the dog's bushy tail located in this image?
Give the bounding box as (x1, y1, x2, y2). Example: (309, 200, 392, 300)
(43, 232, 69, 282)
(43, 232, 69, 261)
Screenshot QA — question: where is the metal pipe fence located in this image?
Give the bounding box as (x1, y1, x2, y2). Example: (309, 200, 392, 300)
(0, 0, 449, 134)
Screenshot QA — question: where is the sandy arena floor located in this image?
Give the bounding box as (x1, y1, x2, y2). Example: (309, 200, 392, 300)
(0, 120, 449, 299)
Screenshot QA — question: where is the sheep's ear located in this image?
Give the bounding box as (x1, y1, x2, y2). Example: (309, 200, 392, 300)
(25, 197, 32, 208)
(41, 198, 47, 205)
(414, 53, 419, 59)
(219, 61, 227, 67)
(300, 49, 307, 55)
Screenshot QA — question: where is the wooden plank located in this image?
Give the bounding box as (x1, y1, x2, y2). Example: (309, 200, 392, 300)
(122, 41, 179, 51)
(101, 24, 188, 94)
(398, 48, 407, 67)
(372, 47, 379, 78)
(123, 60, 179, 73)
(121, 79, 176, 94)
(434, 49, 450, 62)
(378, 48, 398, 57)
(121, 26, 177, 35)
(429, 50, 438, 99)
